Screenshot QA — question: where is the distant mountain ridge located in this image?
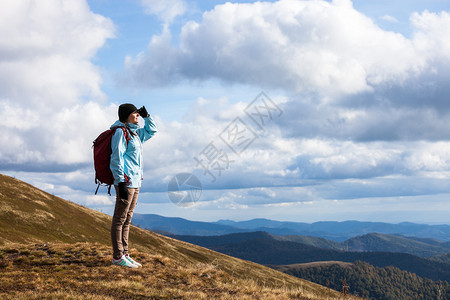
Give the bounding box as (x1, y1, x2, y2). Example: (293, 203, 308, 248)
(132, 213, 247, 236)
(215, 218, 450, 241)
(132, 213, 450, 241)
(172, 231, 450, 282)
(343, 232, 450, 257)
(172, 231, 450, 258)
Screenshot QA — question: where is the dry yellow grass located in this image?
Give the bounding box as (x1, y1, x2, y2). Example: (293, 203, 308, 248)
(0, 242, 361, 299)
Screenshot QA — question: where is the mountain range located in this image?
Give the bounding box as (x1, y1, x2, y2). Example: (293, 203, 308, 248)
(133, 213, 450, 241)
(171, 231, 450, 282)
(169, 231, 450, 259)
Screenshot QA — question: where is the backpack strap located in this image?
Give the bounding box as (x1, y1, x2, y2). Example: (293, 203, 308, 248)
(95, 182, 113, 196)
(112, 126, 131, 145)
(95, 183, 101, 195)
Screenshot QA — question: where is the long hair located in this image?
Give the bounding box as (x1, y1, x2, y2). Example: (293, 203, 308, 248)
(124, 123, 137, 137)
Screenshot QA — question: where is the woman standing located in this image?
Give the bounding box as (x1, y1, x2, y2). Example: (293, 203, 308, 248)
(110, 103, 157, 268)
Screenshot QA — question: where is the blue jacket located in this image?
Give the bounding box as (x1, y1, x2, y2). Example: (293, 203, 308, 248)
(109, 116, 157, 188)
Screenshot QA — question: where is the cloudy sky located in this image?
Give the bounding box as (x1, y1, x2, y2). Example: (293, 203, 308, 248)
(1, 0, 450, 224)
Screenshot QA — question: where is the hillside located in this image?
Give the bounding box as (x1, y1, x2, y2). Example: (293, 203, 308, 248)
(276, 234, 344, 251)
(174, 230, 450, 258)
(278, 233, 450, 257)
(343, 233, 450, 257)
(430, 253, 450, 265)
(1, 242, 321, 299)
(273, 261, 450, 300)
(173, 232, 450, 282)
(0, 173, 355, 299)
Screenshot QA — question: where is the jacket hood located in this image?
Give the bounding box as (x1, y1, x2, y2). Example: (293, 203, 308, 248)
(110, 120, 140, 131)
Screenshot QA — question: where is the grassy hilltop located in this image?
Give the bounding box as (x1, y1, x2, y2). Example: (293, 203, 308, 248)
(0, 173, 359, 299)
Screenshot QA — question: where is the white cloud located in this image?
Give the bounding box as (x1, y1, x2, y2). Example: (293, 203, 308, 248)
(411, 10, 450, 60)
(139, 94, 450, 199)
(0, 1, 115, 109)
(140, 0, 186, 24)
(124, 0, 450, 96)
(0, 0, 116, 170)
(85, 195, 114, 205)
(405, 142, 450, 172)
(380, 14, 399, 23)
(193, 191, 249, 210)
(295, 139, 450, 180)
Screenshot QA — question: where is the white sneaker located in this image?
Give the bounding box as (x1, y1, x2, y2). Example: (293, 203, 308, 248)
(112, 255, 138, 268)
(125, 254, 142, 267)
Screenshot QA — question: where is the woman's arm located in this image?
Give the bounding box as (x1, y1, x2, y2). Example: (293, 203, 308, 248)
(138, 114, 157, 143)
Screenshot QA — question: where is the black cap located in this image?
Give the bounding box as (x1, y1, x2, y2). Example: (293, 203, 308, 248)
(118, 103, 137, 122)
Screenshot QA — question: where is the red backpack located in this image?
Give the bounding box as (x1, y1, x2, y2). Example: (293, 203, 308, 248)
(92, 126, 131, 195)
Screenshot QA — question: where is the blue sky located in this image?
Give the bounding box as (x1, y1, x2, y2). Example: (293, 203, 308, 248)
(1, 0, 450, 224)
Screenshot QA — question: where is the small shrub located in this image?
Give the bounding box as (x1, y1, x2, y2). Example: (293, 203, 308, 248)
(13, 256, 29, 264)
(0, 259, 9, 268)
